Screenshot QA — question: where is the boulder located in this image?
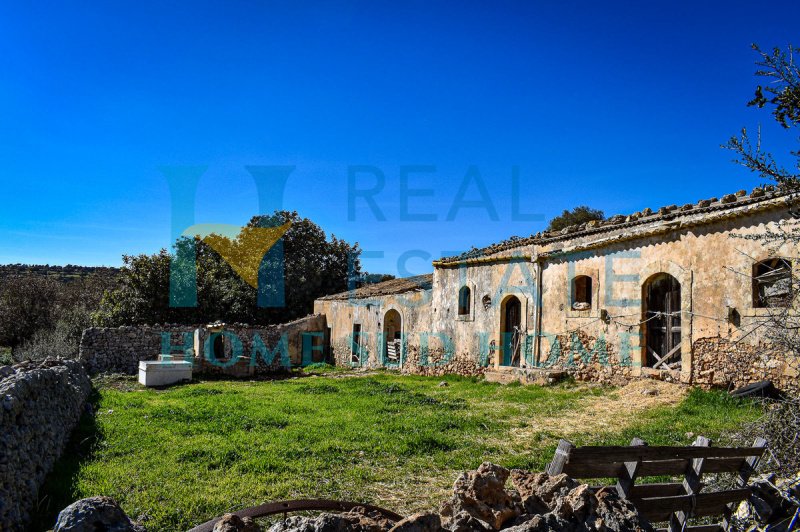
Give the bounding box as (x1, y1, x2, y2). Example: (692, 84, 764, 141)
(440, 462, 520, 530)
(53, 496, 143, 532)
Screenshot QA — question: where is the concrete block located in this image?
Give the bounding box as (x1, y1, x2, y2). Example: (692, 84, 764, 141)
(138, 360, 192, 387)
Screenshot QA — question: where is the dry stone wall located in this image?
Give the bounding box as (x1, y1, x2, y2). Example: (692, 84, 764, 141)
(79, 315, 328, 375)
(0, 359, 92, 530)
(79, 325, 195, 374)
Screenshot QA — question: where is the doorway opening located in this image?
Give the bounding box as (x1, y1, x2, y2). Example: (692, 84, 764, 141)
(500, 295, 522, 367)
(643, 273, 681, 369)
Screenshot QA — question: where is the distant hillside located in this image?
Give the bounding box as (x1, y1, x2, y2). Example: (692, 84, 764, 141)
(0, 264, 120, 283)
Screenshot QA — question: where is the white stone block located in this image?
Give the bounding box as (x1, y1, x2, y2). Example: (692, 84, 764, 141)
(138, 360, 192, 387)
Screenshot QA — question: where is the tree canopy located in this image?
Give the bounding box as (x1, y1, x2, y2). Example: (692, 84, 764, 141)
(94, 211, 363, 326)
(725, 43, 799, 190)
(546, 206, 605, 232)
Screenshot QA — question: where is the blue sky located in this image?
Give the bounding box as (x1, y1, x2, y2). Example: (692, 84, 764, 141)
(0, 1, 798, 276)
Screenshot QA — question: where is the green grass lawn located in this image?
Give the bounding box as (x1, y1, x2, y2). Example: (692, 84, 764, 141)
(35, 372, 760, 531)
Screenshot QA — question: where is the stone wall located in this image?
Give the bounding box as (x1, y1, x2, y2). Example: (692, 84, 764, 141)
(692, 337, 800, 394)
(0, 359, 92, 530)
(79, 324, 195, 374)
(78, 315, 328, 375)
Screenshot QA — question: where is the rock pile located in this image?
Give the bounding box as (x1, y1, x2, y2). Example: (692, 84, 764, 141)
(260, 463, 652, 532)
(0, 358, 92, 531)
(439, 463, 651, 531)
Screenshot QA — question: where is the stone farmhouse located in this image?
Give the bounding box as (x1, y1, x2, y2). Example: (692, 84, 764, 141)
(315, 187, 800, 391)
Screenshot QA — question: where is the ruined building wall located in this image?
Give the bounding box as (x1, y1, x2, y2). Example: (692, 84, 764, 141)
(317, 200, 800, 390)
(314, 291, 433, 371)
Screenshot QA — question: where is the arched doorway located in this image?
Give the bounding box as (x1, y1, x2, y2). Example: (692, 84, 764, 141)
(500, 295, 522, 367)
(383, 309, 402, 364)
(643, 273, 681, 369)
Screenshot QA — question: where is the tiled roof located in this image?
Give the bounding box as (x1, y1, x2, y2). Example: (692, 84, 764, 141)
(318, 273, 433, 301)
(435, 186, 793, 265)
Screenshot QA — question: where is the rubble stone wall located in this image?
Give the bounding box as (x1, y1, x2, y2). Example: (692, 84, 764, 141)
(692, 337, 800, 394)
(79, 324, 196, 374)
(0, 360, 92, 530)
(79, 315, 328, 375)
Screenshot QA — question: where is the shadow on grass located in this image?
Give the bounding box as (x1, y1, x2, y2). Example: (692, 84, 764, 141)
(28, 388, 103, 532)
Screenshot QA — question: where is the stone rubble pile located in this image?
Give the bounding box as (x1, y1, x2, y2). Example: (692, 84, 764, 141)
(262, 462, 653, 532)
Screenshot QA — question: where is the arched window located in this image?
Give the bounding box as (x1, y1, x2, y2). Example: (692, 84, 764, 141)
(753, 258, 792, 308)
(572, 276, 592, 309)
(458, 286, 471, 316)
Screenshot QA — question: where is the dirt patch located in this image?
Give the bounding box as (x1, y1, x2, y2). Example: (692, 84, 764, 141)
(505, 379, 687, 443)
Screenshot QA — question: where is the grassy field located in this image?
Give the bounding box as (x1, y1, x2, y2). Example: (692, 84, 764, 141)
(35, 371, 760, 531)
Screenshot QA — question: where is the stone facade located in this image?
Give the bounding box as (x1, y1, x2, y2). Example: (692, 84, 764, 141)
(79, 315, 328, 376)
(315, 188, 800, 390)
(0, 359, 92, 530)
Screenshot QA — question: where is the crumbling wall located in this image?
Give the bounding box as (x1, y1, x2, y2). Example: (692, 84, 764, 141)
(400, 345, 485, 377)
(0, 359, 92, 530)
(692, 337, 799, 394)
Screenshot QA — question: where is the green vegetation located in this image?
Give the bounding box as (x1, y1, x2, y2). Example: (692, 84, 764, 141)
(35, 375, 759, 530)
(0, 346, 11, 365)
(546, 205, 605, 232)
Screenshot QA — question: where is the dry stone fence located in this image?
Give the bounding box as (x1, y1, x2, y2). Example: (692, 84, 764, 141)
(0, 359, 92, 530)
(78, 314, 328, 375)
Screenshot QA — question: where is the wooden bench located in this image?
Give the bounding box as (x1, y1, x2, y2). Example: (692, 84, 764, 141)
(546, 436, 767, 531)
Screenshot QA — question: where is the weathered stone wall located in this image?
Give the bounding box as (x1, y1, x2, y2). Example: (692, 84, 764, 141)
(79, 315, 327, 375)
(79, 324, 196, 374)
(0, 359, 92, 530)
(692, 337, 800, 394)
(314, 290, 433, 370)
(315, 193, 800, 389)
(192, 315, 328, 376)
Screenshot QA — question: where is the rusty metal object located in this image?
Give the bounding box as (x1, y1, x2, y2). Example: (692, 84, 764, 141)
(187, 499, 404, 532)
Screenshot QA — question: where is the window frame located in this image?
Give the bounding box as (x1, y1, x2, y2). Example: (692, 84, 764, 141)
(752, 257, 793, 309)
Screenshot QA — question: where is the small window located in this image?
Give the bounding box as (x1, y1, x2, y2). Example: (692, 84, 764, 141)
(753, 258, 792, 308)
(351, 324, 362, 363)
(572, 276, 592, 310)
(458, 286, 471, 316)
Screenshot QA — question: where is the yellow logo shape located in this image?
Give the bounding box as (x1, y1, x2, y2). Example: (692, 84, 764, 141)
(182, 222, 292, 288)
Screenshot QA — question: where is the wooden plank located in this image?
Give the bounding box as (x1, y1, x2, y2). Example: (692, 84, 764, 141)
(590, 483, 688, 498)
(654, 344, 681, 369)
(615, 437, 646, 499)
(568, 445, 766, 462)
(669, 436, 710, 532)
(547, 439, 575, 475)
(722, 437, 767, 530)
(566, 456, 749, 478)
(634, 489, 751, 522)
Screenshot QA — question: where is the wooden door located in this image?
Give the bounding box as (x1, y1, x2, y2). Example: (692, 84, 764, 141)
(502, 297, 522, 367)
(645, 274, 681, 369)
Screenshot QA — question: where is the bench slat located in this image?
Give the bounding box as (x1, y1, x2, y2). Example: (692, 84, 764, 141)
(568, 445, 765, 462)
(632, 488, 751, 521)
(563, 456, 749, 478)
